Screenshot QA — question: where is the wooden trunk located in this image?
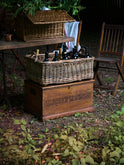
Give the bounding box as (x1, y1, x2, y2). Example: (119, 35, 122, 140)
(24, 80, 94, 121)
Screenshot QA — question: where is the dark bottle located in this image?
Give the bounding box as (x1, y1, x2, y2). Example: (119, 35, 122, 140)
(85, 47, 89, 58)
(53, 51, 58, 61)
(73, 46, 78, 59)
(44, 52, 49, 61)
(62, 44, 68, 60)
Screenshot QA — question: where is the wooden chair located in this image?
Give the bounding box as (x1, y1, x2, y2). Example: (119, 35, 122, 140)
(94, 22, 124, 95)
(76, 21, 82, 50)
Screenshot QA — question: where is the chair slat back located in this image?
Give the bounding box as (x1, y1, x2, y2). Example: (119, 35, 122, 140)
(76, 21, 82, 50)
(99, 22, 124, 57)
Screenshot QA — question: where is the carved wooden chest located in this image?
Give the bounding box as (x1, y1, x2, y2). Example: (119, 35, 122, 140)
(24, 79, 94, 121)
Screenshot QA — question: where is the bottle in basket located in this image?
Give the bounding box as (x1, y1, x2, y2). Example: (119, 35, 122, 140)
(59, 48, 62, 60)
(53, 51, 58, 61)
(85, 47, 89, 58)
(73, 46, 78, 59)
(36, 49, 39, 55)
(62, 44, 68, 60)
(35, 49, 39, 62)
(44, 52, 49, 61)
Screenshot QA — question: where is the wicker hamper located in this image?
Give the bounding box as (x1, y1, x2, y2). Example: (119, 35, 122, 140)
(16, 10, 75, 41)
(25, 54, 94, 86)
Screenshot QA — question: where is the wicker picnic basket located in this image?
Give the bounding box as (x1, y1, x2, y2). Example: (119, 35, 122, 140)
(25, 54, 94, 86)
(15, 10, 75, 41)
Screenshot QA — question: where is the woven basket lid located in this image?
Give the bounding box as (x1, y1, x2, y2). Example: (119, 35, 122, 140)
(26, 10, 75, 24)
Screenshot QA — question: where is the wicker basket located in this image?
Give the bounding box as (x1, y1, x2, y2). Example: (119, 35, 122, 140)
(16, 10, 75, 41)
(25, 54, 94, 86)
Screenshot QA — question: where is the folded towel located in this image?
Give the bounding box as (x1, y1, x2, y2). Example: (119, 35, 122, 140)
(64, 21, 81, 52)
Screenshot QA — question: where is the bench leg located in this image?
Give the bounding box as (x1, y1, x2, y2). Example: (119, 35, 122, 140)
(0, 51, 11, 108)
(11, 49, 26, 71)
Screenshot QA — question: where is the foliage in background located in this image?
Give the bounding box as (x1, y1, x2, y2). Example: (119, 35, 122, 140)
(0, 0, 85, 17)
(0, 106, 124, 164)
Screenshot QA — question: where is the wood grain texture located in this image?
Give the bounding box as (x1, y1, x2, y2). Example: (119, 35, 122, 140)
(24, 80, 94, 121)
(0, 36, 74, 50)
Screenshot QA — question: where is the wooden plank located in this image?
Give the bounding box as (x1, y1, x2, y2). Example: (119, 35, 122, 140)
(95, 57, 120, 63)
(0, 36, 74, 50)
(100, 51, 121, 55)
(25, 80, 94, 121)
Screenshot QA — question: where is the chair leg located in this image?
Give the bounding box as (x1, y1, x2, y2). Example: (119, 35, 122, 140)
(113, 62, 124, 96)
(94, 62, 102, 85)
(116, 62, 124, 81)
(113, 75, 120, 96)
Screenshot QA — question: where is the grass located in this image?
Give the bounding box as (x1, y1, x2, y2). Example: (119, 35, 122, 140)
(0, 42, 124, 164)
(0, 78, 124, 164)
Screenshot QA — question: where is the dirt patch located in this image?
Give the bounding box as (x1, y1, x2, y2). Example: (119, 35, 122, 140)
(0, 82, 124, 133)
